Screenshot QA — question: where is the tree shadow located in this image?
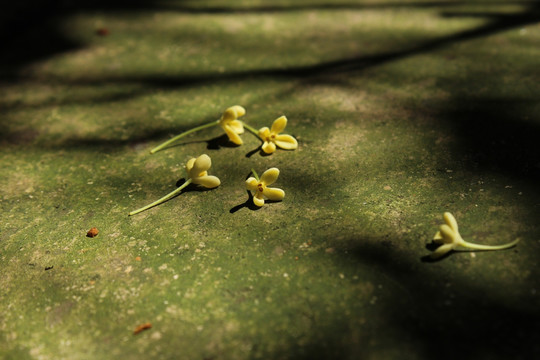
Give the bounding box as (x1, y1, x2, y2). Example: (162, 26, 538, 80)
(2, 1, 539, 155)
(269, 237, 539, 359)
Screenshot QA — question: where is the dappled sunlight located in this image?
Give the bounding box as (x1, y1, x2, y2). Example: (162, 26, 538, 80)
(1, 1, 540, 359)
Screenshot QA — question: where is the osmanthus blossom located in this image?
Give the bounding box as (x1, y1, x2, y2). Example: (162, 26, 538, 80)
(218, 105, 245, 145)
(150, 105, 246, 154)
(257, 116, 298, 154)
(246, 168, 285, 207)
(430, 212, 519, 259)
(129, 154, 220, 216)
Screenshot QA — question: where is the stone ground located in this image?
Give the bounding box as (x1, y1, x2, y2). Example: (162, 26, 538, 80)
(1, 1, 539, 359)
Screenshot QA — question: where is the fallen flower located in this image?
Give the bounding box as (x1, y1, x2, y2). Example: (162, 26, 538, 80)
(150, 105, 246, 154)
(129, 154, 220, 216)
(430, 212, 519, 259)
(258, 116, 298, 154)
(246, 168, 285, 207)
(218, 105, 245, 145)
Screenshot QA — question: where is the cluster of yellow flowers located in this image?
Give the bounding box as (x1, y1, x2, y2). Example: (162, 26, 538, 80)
(131, 105, 520, 260)
(129, 105, 294, 216)
(149, 105, 297, 155)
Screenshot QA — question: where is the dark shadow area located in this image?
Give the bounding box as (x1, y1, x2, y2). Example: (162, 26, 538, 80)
(0, 1, 76, 79)
(2, 1, 539, 82)
(267, 239, 539, 359)
(434, 97, 540, 179)
(245, 145, 262, 158)
(206, 134, 242, 150)
(229, 190, 261, 213)
(355, 241, 538, 360)
(27, 1, 537, 87)
(2, 0, 539, 156)
(123, 1, 540, 14)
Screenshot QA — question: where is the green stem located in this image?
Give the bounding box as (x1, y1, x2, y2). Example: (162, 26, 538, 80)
(129, 179, 192, 216)
(460, 238, 520, 251)
(150, 120, 219, 154)
(242, 121, 263, 141)
(251, 168, 259, 181)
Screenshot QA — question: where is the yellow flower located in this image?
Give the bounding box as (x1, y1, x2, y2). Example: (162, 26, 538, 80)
(129, 154, 220, 216)
(430, 212, 519, 259)
(246, 168, 285, 207)
(258, 116, 298, 154)
(185, 154, 221, 188)
(150, 105, 246, 154)
(218, 105, 245, 145)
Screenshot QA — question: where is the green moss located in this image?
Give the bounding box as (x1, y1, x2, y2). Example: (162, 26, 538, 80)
(1, 1, 539, 359)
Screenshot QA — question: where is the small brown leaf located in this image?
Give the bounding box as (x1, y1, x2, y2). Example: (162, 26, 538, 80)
(133, 323, 152, 335)
(86, 227, 99, 238)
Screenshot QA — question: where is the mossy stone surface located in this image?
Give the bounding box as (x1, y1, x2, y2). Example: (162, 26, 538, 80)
(1, 1, 539, 359)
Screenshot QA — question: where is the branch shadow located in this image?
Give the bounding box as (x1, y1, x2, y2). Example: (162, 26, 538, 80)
(2, 1, 539, 154)
(276, 237, 540, 359)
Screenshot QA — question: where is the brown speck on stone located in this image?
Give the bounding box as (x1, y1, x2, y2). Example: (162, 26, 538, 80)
(87, 227, 99, 238)
(96, 28, 109, 36)
(133, 323, 152, 335)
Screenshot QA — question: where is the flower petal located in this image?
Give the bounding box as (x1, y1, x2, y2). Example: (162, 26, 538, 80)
(192, 175, 220, 188)
(191, 154, 212, 176)
(433, 231, 444, 244)
(260, 168, 279, 186)
(221, 105, 245, 122)
(253, 194, 265, 207)
(261, 141, 276, 154)
(229, 120, 245, 134)
(185, 158, 196, 173)
(246, 177, 259, 191)
(223, 125, 243, 145)
(430, 243, 454, 259)
(270, 116, 287, 134)
(229, 105, 246, 119)
(439, 224, 455, 244)
(263, 187, 284, 201)
(274, 134, 298, 150)
(258, 127, 270, 139)
(443, 212, 459, 232)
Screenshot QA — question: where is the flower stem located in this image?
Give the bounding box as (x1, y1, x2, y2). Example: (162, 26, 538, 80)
(251, 168, 259, 181)
(460, 238, 520, 251)
(129, 179, 192, 216)
(242, 121, 262, 141)
(150, 120, 219, 154)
